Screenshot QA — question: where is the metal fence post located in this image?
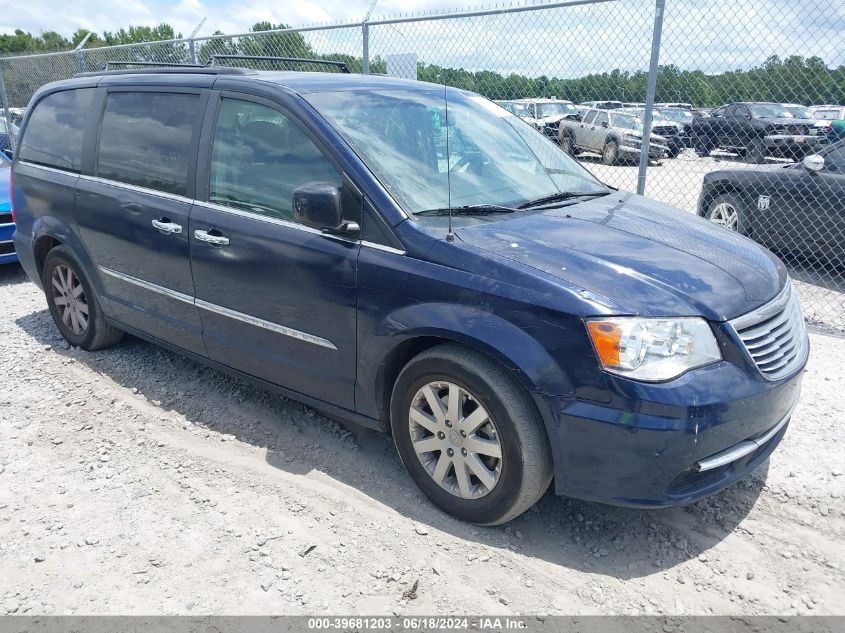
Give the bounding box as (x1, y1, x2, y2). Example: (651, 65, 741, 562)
(0, 69, 15, 151)
(636, 0, 665, 196)
(362, 22, 370, 74)
(189, 39, 197, 64)
(74, 31, 93, 74)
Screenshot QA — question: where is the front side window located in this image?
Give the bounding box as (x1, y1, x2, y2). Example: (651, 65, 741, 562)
(594, 112, 609, 127)
(97, 91, 199, 196)
(19, 88, 94, 172)
(304, 88, 606, 215)
(209, 98, 341, 222)
(583, 110, 598, 124)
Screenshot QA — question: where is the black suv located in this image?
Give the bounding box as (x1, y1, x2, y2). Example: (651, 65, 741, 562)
(693, 102, 826, 163)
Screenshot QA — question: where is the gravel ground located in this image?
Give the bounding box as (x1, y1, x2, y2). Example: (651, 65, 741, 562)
(0, 264, 843, 616)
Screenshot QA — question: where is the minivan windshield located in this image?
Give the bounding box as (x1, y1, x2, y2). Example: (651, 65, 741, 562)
(304, 88, 607, 215)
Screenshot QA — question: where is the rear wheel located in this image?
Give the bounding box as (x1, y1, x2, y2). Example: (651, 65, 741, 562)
(43, 246, 123, 350)
(559, 134, 575, 156)
(601, 139, 619, 165)
(390, 344, 552, 525)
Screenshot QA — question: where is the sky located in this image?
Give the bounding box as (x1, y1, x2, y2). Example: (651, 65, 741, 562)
(1, 0, 842, 78)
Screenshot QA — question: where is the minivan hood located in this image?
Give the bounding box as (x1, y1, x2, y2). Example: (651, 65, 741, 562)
(456, 192, 784, 321)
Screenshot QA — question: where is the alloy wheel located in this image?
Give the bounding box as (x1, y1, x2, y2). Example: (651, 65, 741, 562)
(51, 264, 89, 336)
(408, 381, 502, 499)
(708, 201, 739, 231)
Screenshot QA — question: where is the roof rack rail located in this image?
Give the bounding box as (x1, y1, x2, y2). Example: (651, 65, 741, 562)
(102, 61, 206, 71)
(208, 55, 351, 73)
(74, 66, 255, 78)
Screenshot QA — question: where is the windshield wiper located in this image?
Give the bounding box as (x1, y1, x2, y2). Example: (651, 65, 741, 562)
(517, 190, 611, 209)
(415, 204, 517, 217)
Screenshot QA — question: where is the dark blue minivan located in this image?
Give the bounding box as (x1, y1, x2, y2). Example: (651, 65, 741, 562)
(11, 65, 808, 524)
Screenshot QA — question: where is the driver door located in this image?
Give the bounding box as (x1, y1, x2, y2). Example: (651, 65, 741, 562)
(189, 93, 361, 409)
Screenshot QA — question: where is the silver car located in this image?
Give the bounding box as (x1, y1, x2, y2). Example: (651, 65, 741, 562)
(558, 108, 669, 165)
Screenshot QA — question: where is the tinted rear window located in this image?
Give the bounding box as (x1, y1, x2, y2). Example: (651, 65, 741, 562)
(18, 88, 94, 172)
(97, 92, 199, 196)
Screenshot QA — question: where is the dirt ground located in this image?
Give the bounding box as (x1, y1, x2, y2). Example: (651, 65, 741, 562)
(0, 264, 843, 616)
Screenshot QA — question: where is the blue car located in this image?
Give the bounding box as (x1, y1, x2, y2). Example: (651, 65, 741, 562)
(10, 65, 808, 525)
(0, 152, 16, 264)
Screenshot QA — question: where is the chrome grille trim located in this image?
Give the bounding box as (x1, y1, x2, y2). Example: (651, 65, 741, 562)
(729, 282, 808, 381)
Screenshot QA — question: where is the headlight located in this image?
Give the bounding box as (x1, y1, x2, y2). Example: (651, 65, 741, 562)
(621, 134, 642, 147)
(585, 317, 721, 381)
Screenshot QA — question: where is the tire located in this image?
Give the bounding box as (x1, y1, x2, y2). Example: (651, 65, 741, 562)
(745, 137, 766, 164)
(42, 245, 123, 351)
(390, 344, 552, 526)
(703, 192, 750, 235)
(668, 145, 682, 159)
(601, 139, 619, 165)
(693, 132, 713, 157)
(559, 134, 575, 156)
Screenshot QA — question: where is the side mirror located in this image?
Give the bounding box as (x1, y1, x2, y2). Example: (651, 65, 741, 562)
(601, 121, 608, 128)
(802, 154, 824, 172)
(292, 182, 360, 236)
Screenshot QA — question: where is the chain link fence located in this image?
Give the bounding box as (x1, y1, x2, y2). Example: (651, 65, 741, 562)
(1, 0, 843, 334)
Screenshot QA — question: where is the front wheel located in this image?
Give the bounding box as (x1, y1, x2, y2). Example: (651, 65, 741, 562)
(390, 344, 552, 525)
(43, 246, 123, 350)
(705, 192, 749, 235)
(601, 140, 619, 165)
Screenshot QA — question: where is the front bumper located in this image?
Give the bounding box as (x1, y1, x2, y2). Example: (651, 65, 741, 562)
(619, 142, 668, 159)
(764, 134, 827, 154)
(0, 222, 17, 265)
(545, 346, 804, 507)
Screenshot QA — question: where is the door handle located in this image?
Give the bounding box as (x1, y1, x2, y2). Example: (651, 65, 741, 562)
(194, 229, 229, 247)
(151, 218, 183, 235)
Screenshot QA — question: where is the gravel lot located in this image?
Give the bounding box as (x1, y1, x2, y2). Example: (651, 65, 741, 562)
(0, 263, 843, 616)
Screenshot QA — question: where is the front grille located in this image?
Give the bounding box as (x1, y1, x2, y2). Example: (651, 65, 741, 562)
(776, 125, 807, 136)
(0, 212, 12, 224)
(730, 282, 808, 381)
(0, 241, 15, 256)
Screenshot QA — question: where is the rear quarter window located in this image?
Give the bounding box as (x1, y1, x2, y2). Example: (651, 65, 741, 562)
(18, 88, 94, 172)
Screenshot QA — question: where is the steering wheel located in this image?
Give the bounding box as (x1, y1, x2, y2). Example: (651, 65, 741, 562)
(452, 152, 486, 174)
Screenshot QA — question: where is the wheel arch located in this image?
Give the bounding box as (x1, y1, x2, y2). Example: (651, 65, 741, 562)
(699, 181, 754, 218)
(364, 305, 575, 434)
(30, 216, 99, 290)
